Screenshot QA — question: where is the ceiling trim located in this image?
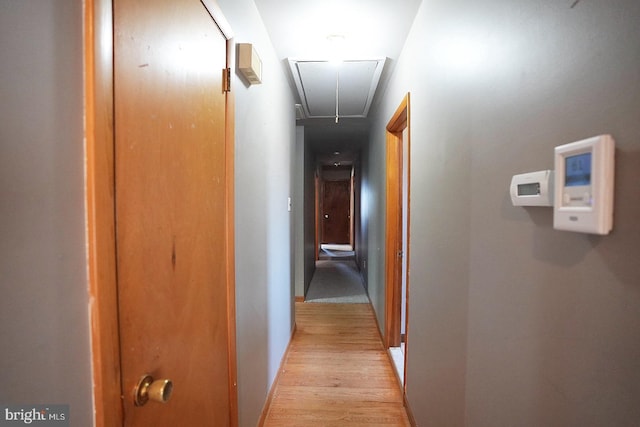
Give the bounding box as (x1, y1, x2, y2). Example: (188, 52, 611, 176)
(287, 58, 386, 119)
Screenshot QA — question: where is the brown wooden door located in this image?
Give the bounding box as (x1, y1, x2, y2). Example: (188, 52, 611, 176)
(322, 180, 351, 244)
(114, 0, 235, 425)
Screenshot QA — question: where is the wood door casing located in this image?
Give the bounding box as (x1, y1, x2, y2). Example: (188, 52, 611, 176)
(385, 129, 403, 349)
(114, 0, 234, 425)
(385, 94, 411, 393)
(85, 0, 122, 425)
(315, 172, 320, 260)
(322, 179, 351, 244)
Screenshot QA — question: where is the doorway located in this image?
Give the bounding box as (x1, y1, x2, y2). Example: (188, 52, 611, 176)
(384, 93, 411, 390)
(315, 164, 356, 258)
(319, 164, 354, 248)
(307, 163, 362, 302)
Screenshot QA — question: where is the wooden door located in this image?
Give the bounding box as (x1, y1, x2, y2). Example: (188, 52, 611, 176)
(322, 180, 351, 244)
(114, 0, 235, 425)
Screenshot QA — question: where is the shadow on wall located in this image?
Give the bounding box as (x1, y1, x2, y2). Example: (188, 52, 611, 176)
(500, 192, 594, 266)
(500, 148, 640, 286)
(597, 148, 640, 287)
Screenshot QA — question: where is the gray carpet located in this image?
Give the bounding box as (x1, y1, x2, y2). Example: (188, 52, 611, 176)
(305, 260, 369, 304)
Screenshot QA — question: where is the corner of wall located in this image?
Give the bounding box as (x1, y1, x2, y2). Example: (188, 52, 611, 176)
(216, 1, 298, 425)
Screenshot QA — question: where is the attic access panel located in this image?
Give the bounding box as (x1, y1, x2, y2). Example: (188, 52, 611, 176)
(288, 58, 386, 119)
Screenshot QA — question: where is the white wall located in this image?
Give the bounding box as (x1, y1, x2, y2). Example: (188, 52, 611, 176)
(369, 0, 640, 425)
(216, 1, 297, 425)
(0, 1, 94, 425)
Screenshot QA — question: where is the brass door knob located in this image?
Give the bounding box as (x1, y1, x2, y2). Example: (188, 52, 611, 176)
(134, 374, 173, 406)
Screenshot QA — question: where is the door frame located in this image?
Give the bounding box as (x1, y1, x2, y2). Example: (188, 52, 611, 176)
(317, 166, 356, 249)
(84, 1, 238, 425)
(350, 165, 355, 249)
(314, 170, 320, 260)
(384, 93, 411, 387)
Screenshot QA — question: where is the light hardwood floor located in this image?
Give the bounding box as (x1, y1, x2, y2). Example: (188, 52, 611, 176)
(262, 302, 411, 426)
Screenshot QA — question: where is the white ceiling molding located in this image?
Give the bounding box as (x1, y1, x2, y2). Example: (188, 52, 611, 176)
(287, 58, 386, 119)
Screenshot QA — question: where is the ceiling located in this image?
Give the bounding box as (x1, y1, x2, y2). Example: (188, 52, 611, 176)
(253, 0, 423, 163)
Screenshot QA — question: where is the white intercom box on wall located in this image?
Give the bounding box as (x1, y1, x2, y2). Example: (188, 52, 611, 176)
(510, 170, 554, 206)
(553, 135, 615, 235)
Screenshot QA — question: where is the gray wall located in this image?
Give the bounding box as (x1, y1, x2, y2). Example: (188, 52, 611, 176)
(359, 135, 389, 326)
(294, 126, 305, 297)
(302, 133, 317, 297)
(369, 0, 640, 425)
(294, 125, 316, 298)
(0, 1, 94, 425)
(217, 1, 297, 425)
(352, 156, 363, 282)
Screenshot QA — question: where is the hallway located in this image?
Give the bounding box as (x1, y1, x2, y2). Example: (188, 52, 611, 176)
(4, 1, 640, 426)
(262, 303, 411, 426)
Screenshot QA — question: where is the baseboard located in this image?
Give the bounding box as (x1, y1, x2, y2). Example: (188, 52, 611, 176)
(257, 322, 297, 426)
(385, 347, 404, 388)
(295, 295, 304, 303)
(373, 307, 417, 426)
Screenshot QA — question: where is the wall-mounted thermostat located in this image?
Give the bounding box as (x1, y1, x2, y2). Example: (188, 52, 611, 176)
(553, 135, 615, 235)
(510, 170, 554, 206)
